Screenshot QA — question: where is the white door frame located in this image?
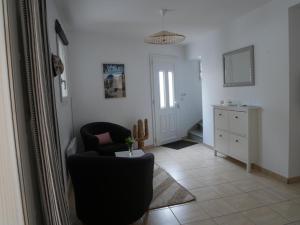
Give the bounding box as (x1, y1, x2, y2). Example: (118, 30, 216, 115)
(149, 54, 179, 146)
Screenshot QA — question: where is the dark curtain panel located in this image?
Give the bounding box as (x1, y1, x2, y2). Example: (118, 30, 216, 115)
(19, 0, 70, 224)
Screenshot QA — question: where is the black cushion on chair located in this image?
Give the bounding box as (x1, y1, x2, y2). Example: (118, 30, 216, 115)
(80, 122, 131, 156)
(67, 151, 154, 225)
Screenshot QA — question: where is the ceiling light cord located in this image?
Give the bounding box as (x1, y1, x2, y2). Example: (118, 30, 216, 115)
(160, 9, 167, 30)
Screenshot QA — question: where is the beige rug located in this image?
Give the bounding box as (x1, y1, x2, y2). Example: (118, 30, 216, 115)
(150, 164, 195, 209)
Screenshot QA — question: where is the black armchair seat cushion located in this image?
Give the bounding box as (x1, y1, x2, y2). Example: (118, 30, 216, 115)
(68, 151, 154, 225)
(80, 122, 131, 155)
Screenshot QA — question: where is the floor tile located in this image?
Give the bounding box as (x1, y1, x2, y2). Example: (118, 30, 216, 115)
(248, 189, 286, 204)
(223, 193, 265, 211)
(252, 174, 284, 188)
(168, 170, 196, 180)
(170, 202, 211, 224)
(291, 183, 300, 192)
(178, 177, 207, 190)
(287, 221, 300, 225)
(140, 208, 180, 225)
(199, 199, 238, 217)
(197, 175, 229, 186)
(211, 183, 243, 197)
(159, 162, 182, 172)
(293, 198, 300, 204)
(213, 213, 255, 225)
(220, 170, 253, 182)
(270, 201, 300, 222)
(269, 186, 300, 200)
(191, 187, 222, 202)
(242, 207, 289, 225)
(183, 219, 217, 225)
(142, 144, 300, 225)
(189, 167, 218, 178)
(231, 179, 265, 192)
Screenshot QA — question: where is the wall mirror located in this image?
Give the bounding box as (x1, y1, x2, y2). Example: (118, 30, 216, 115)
(223, 45, 255, 87)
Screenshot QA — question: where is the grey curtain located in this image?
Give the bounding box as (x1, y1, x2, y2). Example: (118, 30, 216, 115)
(19, 0, 70, 224)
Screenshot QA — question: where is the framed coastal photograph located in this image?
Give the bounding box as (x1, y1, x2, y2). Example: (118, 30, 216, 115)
(103, 63, 126, 98)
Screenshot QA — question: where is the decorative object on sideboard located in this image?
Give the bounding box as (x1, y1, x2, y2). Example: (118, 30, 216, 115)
(103, 63, 126, 98)
(220, 100, 242, 106)
(133, 119, 149, 149)
(51, 54, 64, 77)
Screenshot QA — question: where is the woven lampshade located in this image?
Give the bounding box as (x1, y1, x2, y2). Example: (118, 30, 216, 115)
(145, 9, 186, 45)
(144, 30, 186, 45)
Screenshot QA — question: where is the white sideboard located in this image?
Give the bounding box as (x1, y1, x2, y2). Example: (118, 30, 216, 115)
(213, 105, 261, 172)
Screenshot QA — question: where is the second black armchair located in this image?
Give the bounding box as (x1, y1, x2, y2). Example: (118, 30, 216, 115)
(80, 122, 131, 156)
(68, 151, 154, 225)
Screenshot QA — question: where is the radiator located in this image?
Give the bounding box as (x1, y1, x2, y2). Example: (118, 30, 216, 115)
(66, 137, 77, 158)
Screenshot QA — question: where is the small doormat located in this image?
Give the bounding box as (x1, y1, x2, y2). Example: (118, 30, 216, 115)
(162, 140, 197, 150)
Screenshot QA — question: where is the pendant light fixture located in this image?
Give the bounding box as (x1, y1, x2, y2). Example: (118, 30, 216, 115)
(144, 9, 186, 45)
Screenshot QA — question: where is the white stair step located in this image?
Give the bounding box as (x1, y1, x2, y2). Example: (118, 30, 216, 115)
(189, 129, 203, 138)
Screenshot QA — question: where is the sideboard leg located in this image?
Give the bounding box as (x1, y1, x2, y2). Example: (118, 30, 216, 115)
(246, 163, 251, 173)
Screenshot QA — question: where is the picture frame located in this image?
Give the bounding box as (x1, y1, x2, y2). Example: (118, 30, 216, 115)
(103, 63, 126, 98)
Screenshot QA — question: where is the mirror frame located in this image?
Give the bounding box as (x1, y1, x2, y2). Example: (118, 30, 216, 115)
(223, 45, 255, 87)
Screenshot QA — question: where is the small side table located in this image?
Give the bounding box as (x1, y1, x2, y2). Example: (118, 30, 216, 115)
(115, 149, 145, 158)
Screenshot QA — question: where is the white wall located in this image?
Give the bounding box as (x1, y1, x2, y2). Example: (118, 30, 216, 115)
(289, 4, 300, 178)
(47, 0, 74, 188)
(68, 33, 202, 146)
(186, 0, 300, 177)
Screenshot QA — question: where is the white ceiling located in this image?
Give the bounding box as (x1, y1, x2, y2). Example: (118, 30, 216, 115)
(57, 0, 272, 43)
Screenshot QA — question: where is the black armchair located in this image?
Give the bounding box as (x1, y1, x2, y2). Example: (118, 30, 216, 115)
(80, 122, 131, 156)
(67, 151, 154, 225)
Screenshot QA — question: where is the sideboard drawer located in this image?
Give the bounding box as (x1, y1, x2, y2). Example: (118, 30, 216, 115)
(229, 134, 248, 162)
(215, 130, 229, 155)
(229, 111, 248, 136)
(215, 109, 228, 130)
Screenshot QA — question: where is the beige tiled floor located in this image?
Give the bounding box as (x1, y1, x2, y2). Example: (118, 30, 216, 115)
(133, 144, 300, 225)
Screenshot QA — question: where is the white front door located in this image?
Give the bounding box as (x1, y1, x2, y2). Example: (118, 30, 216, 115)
(152, 56, 178, 145)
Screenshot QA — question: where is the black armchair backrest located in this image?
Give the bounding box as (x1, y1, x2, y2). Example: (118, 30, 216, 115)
(80, 122, 131, 150)
(67, 151, 154, 225)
